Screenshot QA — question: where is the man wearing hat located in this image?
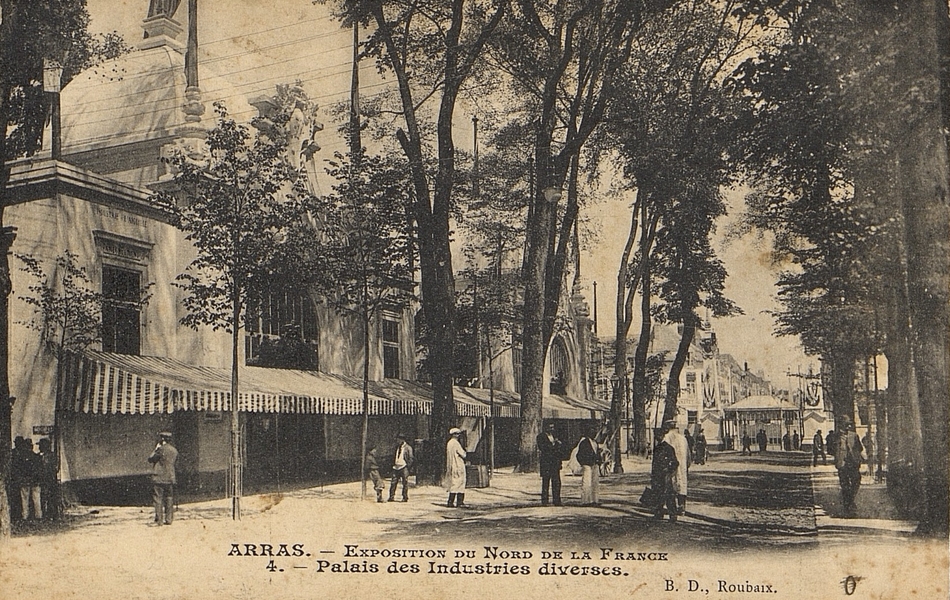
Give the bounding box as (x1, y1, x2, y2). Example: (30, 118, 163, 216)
(445, 427, 468, 507)
(537, 421, 564, 506)
(835, 417, 864, 516)
(148, 431, 178, 525)
(388, 433, 414, 502)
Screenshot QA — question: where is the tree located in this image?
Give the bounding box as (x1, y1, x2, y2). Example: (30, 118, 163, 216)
(16, 251, 148, 520)
(450, 137, 525, 390)
(161, 102, 317, 520)
(729, 0, 949, 535)
(599, 0, 756, 452)
(319, 151, 414, 500)
(868, 0, 949, 537)
(654, 180, 741, 424)
(490, 0, 673, 472)
(0, 0, 126, 539)
(321, 0, 509, 480)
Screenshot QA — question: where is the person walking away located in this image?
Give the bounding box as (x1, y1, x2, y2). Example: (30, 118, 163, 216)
(537, 421, 564, 506)
(861, 429, 875, 478)
(792, 431, 800, 451)
(365, 444, 385, 502)
(694, 428, 707, 465)
(148, 431, 178, 525)
(663, 420, 690, 515)
(13, 437, 42, 521)
(826, 429, 837, 458)
(741, 432, 752, 456)
(783, 432, 791, 451)
(575, 424, 602, 506)
(388, 433, 414, 502)
(649, 425, 679, 522)
(37, 438, 56, 519)
(835, 418, 864, 516)
(445, 428, 467, 507)
(813, 430, 826, 466)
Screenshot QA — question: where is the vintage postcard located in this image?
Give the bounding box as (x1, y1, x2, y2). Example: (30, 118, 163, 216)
(0, 1, 947, 599)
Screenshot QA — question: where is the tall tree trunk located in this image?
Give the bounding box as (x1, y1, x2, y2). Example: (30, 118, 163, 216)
(613, 198, 639, 458)
(899, 0, 950, 536)
(631, 231, 654, 443)
(360, 305, 370, 501)
(827, 349, 857, 429)
(519, 152, 581, 472)
(373, 1, 459, 482)
(0, 220, 13, 539)
(631, 196, 656, 447)
(517, 150, 562, 472)
(882, 162, 926, 519)
(662, 320, 695, 424)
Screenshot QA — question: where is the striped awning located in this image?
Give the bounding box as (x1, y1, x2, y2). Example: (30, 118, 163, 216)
(59, 351, 398, 415)
(545, 393, 607, 420)
(58, 351, 607, 419)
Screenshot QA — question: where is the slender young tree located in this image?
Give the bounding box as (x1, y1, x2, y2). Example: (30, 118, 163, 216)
(320, 151, 414, 500)
(161, 102, 316, 520)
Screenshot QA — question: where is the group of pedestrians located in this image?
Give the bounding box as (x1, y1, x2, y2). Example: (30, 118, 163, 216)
(145, 416, 878, 526)
(740, 430, 770, 454)
(534, 421, 609, 507)
(365, 433, 416, 504)
(647, 420, 691, 522)
(782, 431, 801, 451)
(10, 436, 55, 522)
(364, 429, 469, 508)
(534, 419, 703, 519)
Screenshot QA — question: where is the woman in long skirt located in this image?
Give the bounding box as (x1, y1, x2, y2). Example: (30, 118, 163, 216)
(575, 423, 602, 506)
(445, 428, 467, 507)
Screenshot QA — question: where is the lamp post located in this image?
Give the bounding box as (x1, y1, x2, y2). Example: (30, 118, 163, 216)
(43, 59, 64, 160)
(609, 374, 623, 473)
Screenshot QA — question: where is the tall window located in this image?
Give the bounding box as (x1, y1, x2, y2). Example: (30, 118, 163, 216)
(382, 315, 400, 379)
(549, 336, 569, 395)
(102, 266, 142, 355)
(246, 291, 318, 370)
(685, 371, 697, 396)
(511, 348, 522, 394)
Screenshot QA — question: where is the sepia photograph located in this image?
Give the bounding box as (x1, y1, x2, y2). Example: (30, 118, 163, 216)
(0, 1, 947, 598)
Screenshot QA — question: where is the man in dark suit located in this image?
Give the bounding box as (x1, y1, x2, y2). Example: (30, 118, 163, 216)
(148, 431, 178, 525)
(537, 421, 564, 506)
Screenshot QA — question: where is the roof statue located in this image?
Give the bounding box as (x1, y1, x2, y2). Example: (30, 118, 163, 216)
(148, 0, 182, 19)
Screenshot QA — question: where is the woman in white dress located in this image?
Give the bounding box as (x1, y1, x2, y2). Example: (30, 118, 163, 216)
(445, 427, 467, 507)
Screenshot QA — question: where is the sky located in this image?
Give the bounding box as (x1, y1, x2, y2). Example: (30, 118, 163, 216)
(83, 0, 812, 387)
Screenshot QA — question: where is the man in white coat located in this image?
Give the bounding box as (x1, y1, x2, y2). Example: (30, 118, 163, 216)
(663, 419, 691, 516)
(445, 428, 468, 508)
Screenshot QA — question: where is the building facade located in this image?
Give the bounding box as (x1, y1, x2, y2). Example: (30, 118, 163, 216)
(6, 5, 605, 504)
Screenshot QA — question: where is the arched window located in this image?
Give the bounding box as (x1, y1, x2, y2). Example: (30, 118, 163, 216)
(549, 336, 570, 395)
